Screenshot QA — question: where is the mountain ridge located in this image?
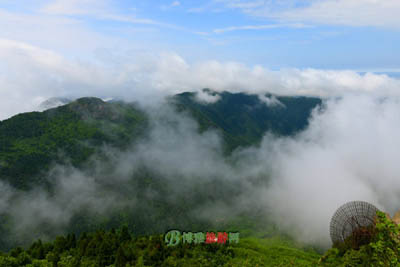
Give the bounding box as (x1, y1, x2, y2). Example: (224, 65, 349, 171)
(0, 91, 326, 263)
(0, 92, 322, 190)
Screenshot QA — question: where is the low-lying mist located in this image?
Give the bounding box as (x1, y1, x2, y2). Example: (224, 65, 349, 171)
(1, 93, 400, 250)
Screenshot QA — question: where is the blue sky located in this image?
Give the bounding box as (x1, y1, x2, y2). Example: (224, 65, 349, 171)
(1, 0, 400, 70)
(2, 0, 400, 119)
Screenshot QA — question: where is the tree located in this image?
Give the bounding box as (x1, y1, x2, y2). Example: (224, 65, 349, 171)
(115, 245, 128, 267)
(320, 211, 400, 266)
(119, 226, 131, 243)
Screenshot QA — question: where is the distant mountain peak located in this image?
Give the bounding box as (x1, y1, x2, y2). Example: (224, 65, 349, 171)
(38, 97, 72, 111)
(73, 97, 105, 105)
(64, 97, 129, 121)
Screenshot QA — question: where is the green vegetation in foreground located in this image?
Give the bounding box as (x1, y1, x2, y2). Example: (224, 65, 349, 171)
(0, 227, 321, 267)
(320, 211, 400, 266)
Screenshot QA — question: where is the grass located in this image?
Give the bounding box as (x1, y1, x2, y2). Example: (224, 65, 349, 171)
(229, 237, 320, 266)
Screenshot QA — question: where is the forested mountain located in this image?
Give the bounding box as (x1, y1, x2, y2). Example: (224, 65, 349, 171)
(173, 91, 321, 151)
(0, 91, 321, 190)
(0, 91, 324, 266)
(4, 91, 396, 266)
(0, 97, 147, 190)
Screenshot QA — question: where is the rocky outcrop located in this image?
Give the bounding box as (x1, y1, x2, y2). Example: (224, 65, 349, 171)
(392, 210, 400, 224)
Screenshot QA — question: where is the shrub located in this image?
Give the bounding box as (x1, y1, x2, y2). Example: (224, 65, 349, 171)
(320, 211, 400, 266)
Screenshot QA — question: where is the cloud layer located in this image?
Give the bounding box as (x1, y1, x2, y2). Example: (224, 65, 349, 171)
(1, 38, 400, 120)
(274, 0, 400, 29)
(253, 95, 400, 246)
(220, 0, 400, 29)
(2, 92, 400, 250)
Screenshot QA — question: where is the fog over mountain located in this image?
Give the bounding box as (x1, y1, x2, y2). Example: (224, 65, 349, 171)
(1, 91, 400, 251)
(38, 97, 72, 111)
(253, 95, 400, 247)
(1, 20, 400, 251)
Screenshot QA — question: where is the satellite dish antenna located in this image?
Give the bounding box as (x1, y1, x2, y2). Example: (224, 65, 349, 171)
(330, 201, 379, 247)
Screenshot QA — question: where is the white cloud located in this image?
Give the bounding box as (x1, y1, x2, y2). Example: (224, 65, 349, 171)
(214, 0, 262, 7)
(0, 38, 121, 119)
(171, 1, 181, 7)
(226, 1, 265, 9)
(41, 0, 167, 27)
(194, 90, 221, 103)
(258, 94, 285, 107)
(213, 0, 400, 29)
(187, 7, 206, 13)
(213, 23, 310, 33)
(1, 38, 400, 120)
(249, 0, 400, 29)
(254, 95, 400, 246)
(41, 0, 110, 16)
(215, 0, 303, 13)
(0, 8, 126, 55)
(98, 14, 160, 25)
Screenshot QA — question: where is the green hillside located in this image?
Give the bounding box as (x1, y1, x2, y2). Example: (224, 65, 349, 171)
(0, 92, 397, 267)
(0, 97, 147, 190)
(0, 92, 321, 190)
(172, 90, 322, 151)
(0, 92, 325, 265)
